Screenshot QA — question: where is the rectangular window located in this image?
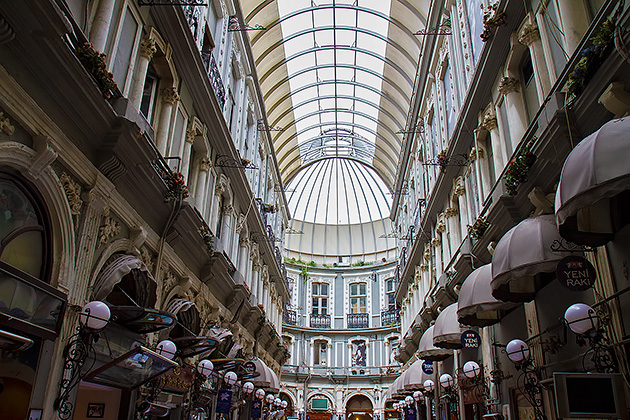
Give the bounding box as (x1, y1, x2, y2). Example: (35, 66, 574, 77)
(443, 63, 456, 140)
(540, 0, 568, 79)
(349, 282, 366, 314)
(466, 0, 484, 63)
(139, 64, 158, 123)
(521, 51, 539, 122)
(169, 107, 187, 162)
(111, 6, 140, 93)
(313, 340, 327, 365)
(312, 282, 329, 315)
(498, 100, 512, 157)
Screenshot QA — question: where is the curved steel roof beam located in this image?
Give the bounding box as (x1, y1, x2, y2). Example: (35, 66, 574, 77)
(275, 122, 400, 167)
(267, 78, 408, 119)
(269, 94, 404, 136)
(259, 45, 413, 88)
(263, 62, 410, 105)
(274, 108, 401, 153)
(254, 25, 417, 69)
(249, 3, 423, 51)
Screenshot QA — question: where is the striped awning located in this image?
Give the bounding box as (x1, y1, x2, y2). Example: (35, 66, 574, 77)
(251, 358, 280, 392)
(416, 326, 452, 361)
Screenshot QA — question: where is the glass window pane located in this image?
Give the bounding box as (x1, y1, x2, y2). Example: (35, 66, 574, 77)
(321, 283, 328, 295)
(359, 283, 366, 295)
(112, 7, 138, 90)
(0, 180, 39, 241)
(312, 283, 319, 295)
(1, 231, 43, 278)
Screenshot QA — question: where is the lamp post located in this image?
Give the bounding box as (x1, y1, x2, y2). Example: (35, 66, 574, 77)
(423, 379, 435, 420)
(564, 303, 617, 373)
(413, 390, 422, 420)
(505, 339, 546, 420)
(54, 301, 111, 419)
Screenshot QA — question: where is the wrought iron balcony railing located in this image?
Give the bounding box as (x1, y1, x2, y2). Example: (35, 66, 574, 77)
(381, 308, 400, 327)
(201, 52, 226, 110)
(347, 313, 369, 329)
(310, 313, 331, 329)
(283, 309, 297, 326)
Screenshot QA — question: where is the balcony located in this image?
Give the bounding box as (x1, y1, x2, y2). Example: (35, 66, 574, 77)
(283, 309, 297, 326)
(381, 308, 400, 327)
(310, 314, 331, 329)
(347, 313, 369, 329)
(201, 52, 226, 110)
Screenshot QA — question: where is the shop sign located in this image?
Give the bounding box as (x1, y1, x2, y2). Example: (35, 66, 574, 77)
(217, 389, 233, 414)
(421, 360, 434, 374)
(251, 400, 263, 418)
(460, 330, 480, 349)
(556, 256, 596, 291)
(156, 365, 193, 393)
(405, 407, 416, 420)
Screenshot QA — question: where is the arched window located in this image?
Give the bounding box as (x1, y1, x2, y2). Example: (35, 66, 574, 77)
(0, 170, 51, 281)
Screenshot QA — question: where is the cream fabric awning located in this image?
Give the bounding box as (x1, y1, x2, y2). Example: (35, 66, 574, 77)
(555, 117, 630, 246)
(403, 359, 431, 390)
(432, 303, 464, 349)
(92, 254, 157, 307)
(457, 264, 519, 327)
(491, 215, 568, 302)
(252, 358, 280, 392)
(416, 325, 452, 361)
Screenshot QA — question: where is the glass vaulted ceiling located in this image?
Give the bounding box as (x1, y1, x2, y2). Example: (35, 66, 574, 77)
(243, 0, 426, 229)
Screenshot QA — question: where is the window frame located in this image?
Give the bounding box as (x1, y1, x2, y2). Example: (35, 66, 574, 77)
(107, 1, 143, 96)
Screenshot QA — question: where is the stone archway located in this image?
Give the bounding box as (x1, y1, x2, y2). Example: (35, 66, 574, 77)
(346, 395, 373, 420)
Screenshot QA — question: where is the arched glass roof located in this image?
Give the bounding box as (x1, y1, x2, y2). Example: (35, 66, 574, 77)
(288, 158, 391, 224)
(241, 0, 427, 255)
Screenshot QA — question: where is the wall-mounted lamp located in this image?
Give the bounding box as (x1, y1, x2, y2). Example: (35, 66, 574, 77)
(423, 379, 435, 394)
(564, 303, 617, 373)
(156, 339, 177, 360)
(505, 339, 545, 420)
(54, 301, 112, 419)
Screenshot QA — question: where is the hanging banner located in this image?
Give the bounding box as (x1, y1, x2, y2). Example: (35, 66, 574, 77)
(406, 406, 416, 420)
(460, 330, 481, 349)
(251, 400, 263, 418)
(421, 360, 434, 374)
(216, 389, 233, 414)
(556, 256, 596, 291)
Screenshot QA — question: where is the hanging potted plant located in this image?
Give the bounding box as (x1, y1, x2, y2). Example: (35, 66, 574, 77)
(164, 171, 190, 201)
(75, 42, 118, 99)
(436, 150, 449, 169)
(504, 141, 536, 195)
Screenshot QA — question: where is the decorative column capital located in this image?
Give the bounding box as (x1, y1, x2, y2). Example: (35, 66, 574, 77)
(431, 237, 441, 247)
(445, 207, 458, 218)
(454, 177, 466, 197)
(482, 112, 498, 131)
(518, 23, 540, 46)
(186, 128, 196, 144)
(215, 178, 226, 196)
(498, 76, 520, 95)
(239, 236, 250, 248)
(223, 204, 235, 217)
(162, 87, 180, 105)
(199, 157, 212, 172)
(139, 37, 157, 59)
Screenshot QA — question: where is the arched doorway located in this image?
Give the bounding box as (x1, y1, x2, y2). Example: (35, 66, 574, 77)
(280, 392, 294, 417)
(346, 395, 373, 420)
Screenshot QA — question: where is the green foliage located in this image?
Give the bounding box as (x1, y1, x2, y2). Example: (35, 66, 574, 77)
(75, 42, 118, 99)
(504, 140, 536, 195)
(307, 261, 317, 267)
(565, 18, 615, 97)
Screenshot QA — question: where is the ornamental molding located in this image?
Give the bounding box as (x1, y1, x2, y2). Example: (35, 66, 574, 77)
(139, 37, 157, 59)
(162, 87, 180, 105)
(420, 264, 429, 272)
(445, 207, 458, 218)
(140, 246, 155, 273)
(98, 209, 121, 247)
(59, 172, 83, 220)
(482, 112, 498, 131)
(0, 111, 15, 135)
(431, 237, 442, 247)
(498, 76, 520, 95)
(518, 23, 540, 46)
(454, 177, 466, 196)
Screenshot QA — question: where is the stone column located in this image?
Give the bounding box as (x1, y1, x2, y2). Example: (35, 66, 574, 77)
(222, 204, 235, 260)
(445, 206, 460, 254)
(238, 236, 250, 284)
(181, 129, 196, 183)
(89, 0, 116, 52)
(249, 242, 260, 293)
(481, 112, 507, 171)
(497, 77, 528, 154)
(519, 22, 552, 98)
(128, 38, 157, 110)
(211, 177, 227, 231)
(454, 178, 468, 236)
(261, 265, 269, 307)
(195, 158, 211, 210)
(251, 260, 261, 301)
(556, 0, 590, 56)
(155, 87, 179, 156)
